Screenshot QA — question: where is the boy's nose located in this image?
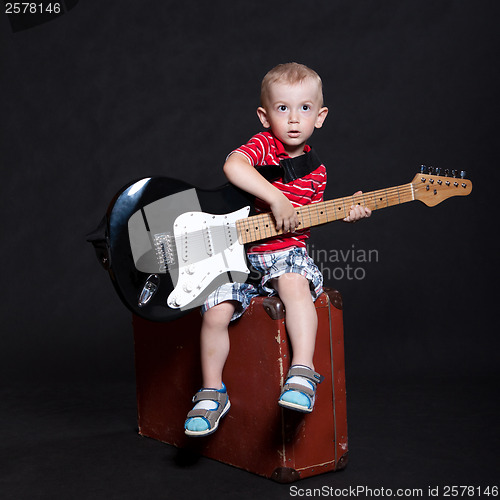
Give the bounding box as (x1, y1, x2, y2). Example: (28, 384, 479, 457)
(288, 112, 299, 123)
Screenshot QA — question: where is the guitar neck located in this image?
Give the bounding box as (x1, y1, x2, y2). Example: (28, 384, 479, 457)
(237, 182, 414, 244)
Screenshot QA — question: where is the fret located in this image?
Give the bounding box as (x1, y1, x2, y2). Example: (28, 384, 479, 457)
(311, 204, 320, 226)
(333, 200, 344, 220)
(329, 201, 340, 221)
(372, 189, 386, 209)
(330, 201, 340, 222)
(341, 197, 348, 219)
(297, 206, 308, 230)
(361, 192, 367, 209)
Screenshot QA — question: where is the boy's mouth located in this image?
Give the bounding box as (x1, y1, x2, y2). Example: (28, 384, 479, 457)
(287, 130, 301, 138)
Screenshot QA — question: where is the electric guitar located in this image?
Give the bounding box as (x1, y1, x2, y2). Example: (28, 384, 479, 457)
(88, 167, 472, 322)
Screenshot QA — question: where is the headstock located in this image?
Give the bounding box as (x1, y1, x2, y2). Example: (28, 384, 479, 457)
(412, 166, 472, 207)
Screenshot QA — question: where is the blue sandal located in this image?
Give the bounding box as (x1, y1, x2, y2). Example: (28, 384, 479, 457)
(184, 384, 231, 437)
(278, 365, 324, 413)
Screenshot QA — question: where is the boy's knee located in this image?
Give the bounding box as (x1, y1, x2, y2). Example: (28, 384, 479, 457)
(203, 301, 237, 328)
(275, 273, 311, 298)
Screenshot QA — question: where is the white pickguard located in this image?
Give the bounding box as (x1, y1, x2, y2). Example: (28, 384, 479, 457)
(167, 206, 251, 309)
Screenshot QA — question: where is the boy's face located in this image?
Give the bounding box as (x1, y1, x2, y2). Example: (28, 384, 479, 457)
(257, 77, 328, 157)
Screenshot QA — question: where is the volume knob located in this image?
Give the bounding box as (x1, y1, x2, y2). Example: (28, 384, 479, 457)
(168, 295, 181, 308)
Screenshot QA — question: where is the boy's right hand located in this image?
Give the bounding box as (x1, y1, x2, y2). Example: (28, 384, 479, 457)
(224, 153, 300, 234)
(270, 194, 299, 233)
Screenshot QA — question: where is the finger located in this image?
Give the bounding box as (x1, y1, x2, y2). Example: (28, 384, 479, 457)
(351, 207, 362, 220)
(352, 191, 363, 206)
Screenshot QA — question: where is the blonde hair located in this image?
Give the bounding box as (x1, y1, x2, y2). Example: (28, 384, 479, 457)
(260, 62, 324, 107)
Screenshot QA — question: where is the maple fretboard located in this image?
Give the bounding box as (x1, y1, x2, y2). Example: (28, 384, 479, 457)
(236, 183, 414, 244)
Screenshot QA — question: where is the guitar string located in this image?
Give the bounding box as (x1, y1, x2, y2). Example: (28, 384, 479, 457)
(152, 178, 468, 266)
(164, 184, 415, 252)
(170, 184, 413, 248)
(238, 184, 415, 241)
(238, 179, 468, 243)
(168, 178, 468, 248)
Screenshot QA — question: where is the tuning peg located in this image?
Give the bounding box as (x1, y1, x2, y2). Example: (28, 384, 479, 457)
(427, 166, 434, 174)
(460, 170, 466, 179)
(420, 165, 426, 174)
(435, 167, 441, 176)
(444, 169, 450, 177)
(451, 169, 458, 178)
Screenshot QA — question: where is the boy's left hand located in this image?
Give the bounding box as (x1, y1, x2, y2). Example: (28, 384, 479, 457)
(343, 191, 372, 222)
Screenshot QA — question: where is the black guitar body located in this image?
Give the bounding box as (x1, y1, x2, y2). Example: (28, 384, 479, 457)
(87, 177, 255, 322)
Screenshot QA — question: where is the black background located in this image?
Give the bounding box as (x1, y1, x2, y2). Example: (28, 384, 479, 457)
(1, 1, 499, 498)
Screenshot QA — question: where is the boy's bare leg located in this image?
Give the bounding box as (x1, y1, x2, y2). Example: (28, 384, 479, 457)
(200, 300, 237, 389)
(272, 273, 318, 369)
(272, 273, 320, 412)
(184, 300, 236, 436)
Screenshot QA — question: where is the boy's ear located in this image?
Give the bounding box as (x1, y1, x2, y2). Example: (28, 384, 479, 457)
(257, 107, 271, 129)
(315, 107, 329, 129)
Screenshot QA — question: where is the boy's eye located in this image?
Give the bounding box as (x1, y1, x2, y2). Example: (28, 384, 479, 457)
(278, 105, 288, 112)
(302, 105, 311, 111)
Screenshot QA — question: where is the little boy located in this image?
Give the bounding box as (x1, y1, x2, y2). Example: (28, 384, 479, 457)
(184, 63, 371, 436)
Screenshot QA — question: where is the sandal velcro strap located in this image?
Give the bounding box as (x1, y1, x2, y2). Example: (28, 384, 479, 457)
(186, 390, 229, 424)
(186, 407, 222, 425)
(282, 382, 315, 398)
(192, 389, 227, 404)
(286, 366, 324, 385)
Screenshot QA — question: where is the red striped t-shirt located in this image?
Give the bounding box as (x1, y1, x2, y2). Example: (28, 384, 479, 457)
(231, 131, 327, 253)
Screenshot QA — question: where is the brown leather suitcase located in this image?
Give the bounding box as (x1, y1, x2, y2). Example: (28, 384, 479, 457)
(132, 288, 348, 482)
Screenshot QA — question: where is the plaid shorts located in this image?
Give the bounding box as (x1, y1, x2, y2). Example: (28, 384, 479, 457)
(201, 246, 323, 321)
